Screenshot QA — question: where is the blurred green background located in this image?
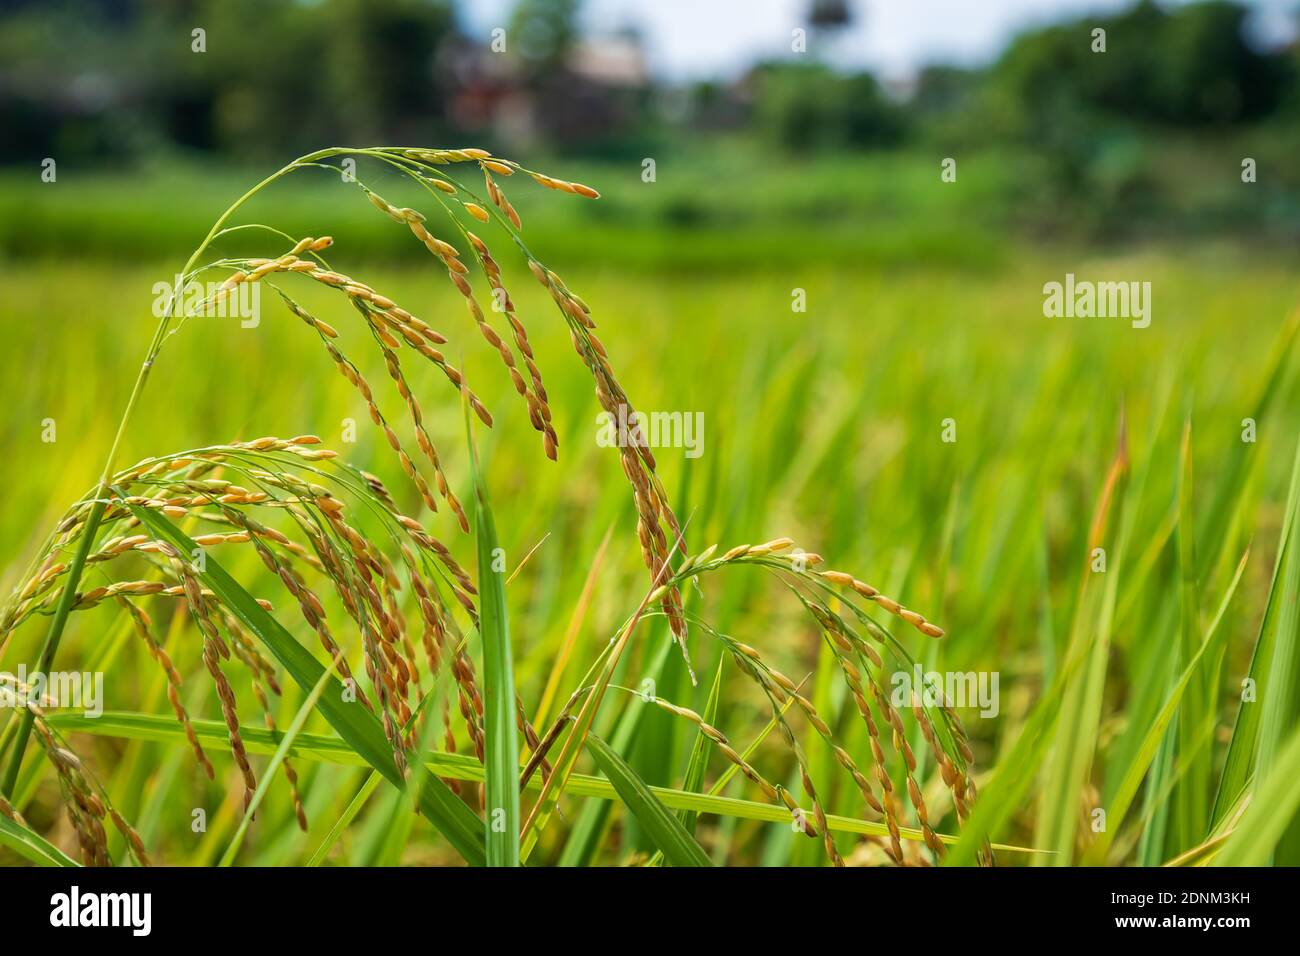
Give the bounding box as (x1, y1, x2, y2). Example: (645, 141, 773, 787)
(4, 0, 1300, 262)
(4, 0, 1300, 865)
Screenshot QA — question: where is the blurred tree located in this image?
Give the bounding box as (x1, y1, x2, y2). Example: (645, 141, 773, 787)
(0, 0, 456, 164)
(752, 62, 904, 151)
(989, 0, 1288, 129)
(509, 0, 580, 76)
(1, 0, 1296, 174)
(913, 66, 977, 116)
(321, 0, 455, 144)
(969, 0, 1294, 236)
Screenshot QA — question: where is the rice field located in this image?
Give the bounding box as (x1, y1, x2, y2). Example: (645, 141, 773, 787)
(1, 150, 1299, 867)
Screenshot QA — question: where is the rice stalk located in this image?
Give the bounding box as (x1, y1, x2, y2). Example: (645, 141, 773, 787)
(0, 146, 972, 869)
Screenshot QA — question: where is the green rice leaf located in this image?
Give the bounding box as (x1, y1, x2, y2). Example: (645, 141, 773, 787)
(1211, 440, 1300, 825)
(1034, 425, 1129, 864)
(552, 621, 676, 866)
(125, 502, 486, 866)
(50, 710, 1044, 855)
(0, 812, 79, 867)
(219, 649, 343, 866)
(1086, 549, 1248, 864)
(587, 733, 712, 867)
(467, 398, 521, 867)
(307, 772, 382, 867)
(678, 658, 724, 835)
(1215, 724, 1300, 866)
(1251, 431, 1300, 863)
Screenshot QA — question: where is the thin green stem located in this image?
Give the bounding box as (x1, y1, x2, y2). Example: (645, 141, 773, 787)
(0, 148, 348, 798)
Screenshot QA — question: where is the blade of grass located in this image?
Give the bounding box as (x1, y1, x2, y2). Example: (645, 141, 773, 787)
(587, 733, 712, 866)
(50, 709, 1046, 855)
(1215, 723, 1300, 866)
(466, 396, 520, 867)
(1252, 430, 1300, 863)
(126, 502, 486, 866)
(627, 462, 699, 858)
(557, 631, 675, 866)
(219, 651, 344, 866)
(1168, 790, 1250, 866)
(313, 674, 448, 866)
(792, 630, 840, 867)
(647, 674, 801, 867)
(307, 771, 382, 866)
(948, 525, 1122, 867)
(0, 499, 106, 798)
(1144, 418, 1209, 863)
(1196, 307, 1300, 555)
(1034, 418, 1129, 864)
(677, 658, 724, 835)
(506, 533, 550, 586)
(0, 812, 79, 867)
(532, 525, 613, 730)
(1170, 419, 1209, 854)
(0, 148, 350, 801)
(1085, 549, 1248, 864)
(522, 512, 695, 862)
(1212, 434, 1300, 824)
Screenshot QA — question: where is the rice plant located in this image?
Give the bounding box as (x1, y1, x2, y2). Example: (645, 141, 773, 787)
(0, 147, 984, 867)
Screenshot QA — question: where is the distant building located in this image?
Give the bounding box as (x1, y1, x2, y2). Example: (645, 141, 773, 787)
(444, 33, 650, 146)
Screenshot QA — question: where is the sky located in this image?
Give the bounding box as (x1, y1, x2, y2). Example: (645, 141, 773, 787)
(460, 0, 1299, 82)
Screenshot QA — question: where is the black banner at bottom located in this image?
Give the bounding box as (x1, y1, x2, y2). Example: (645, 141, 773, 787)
(0, 865, 1279, 942)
